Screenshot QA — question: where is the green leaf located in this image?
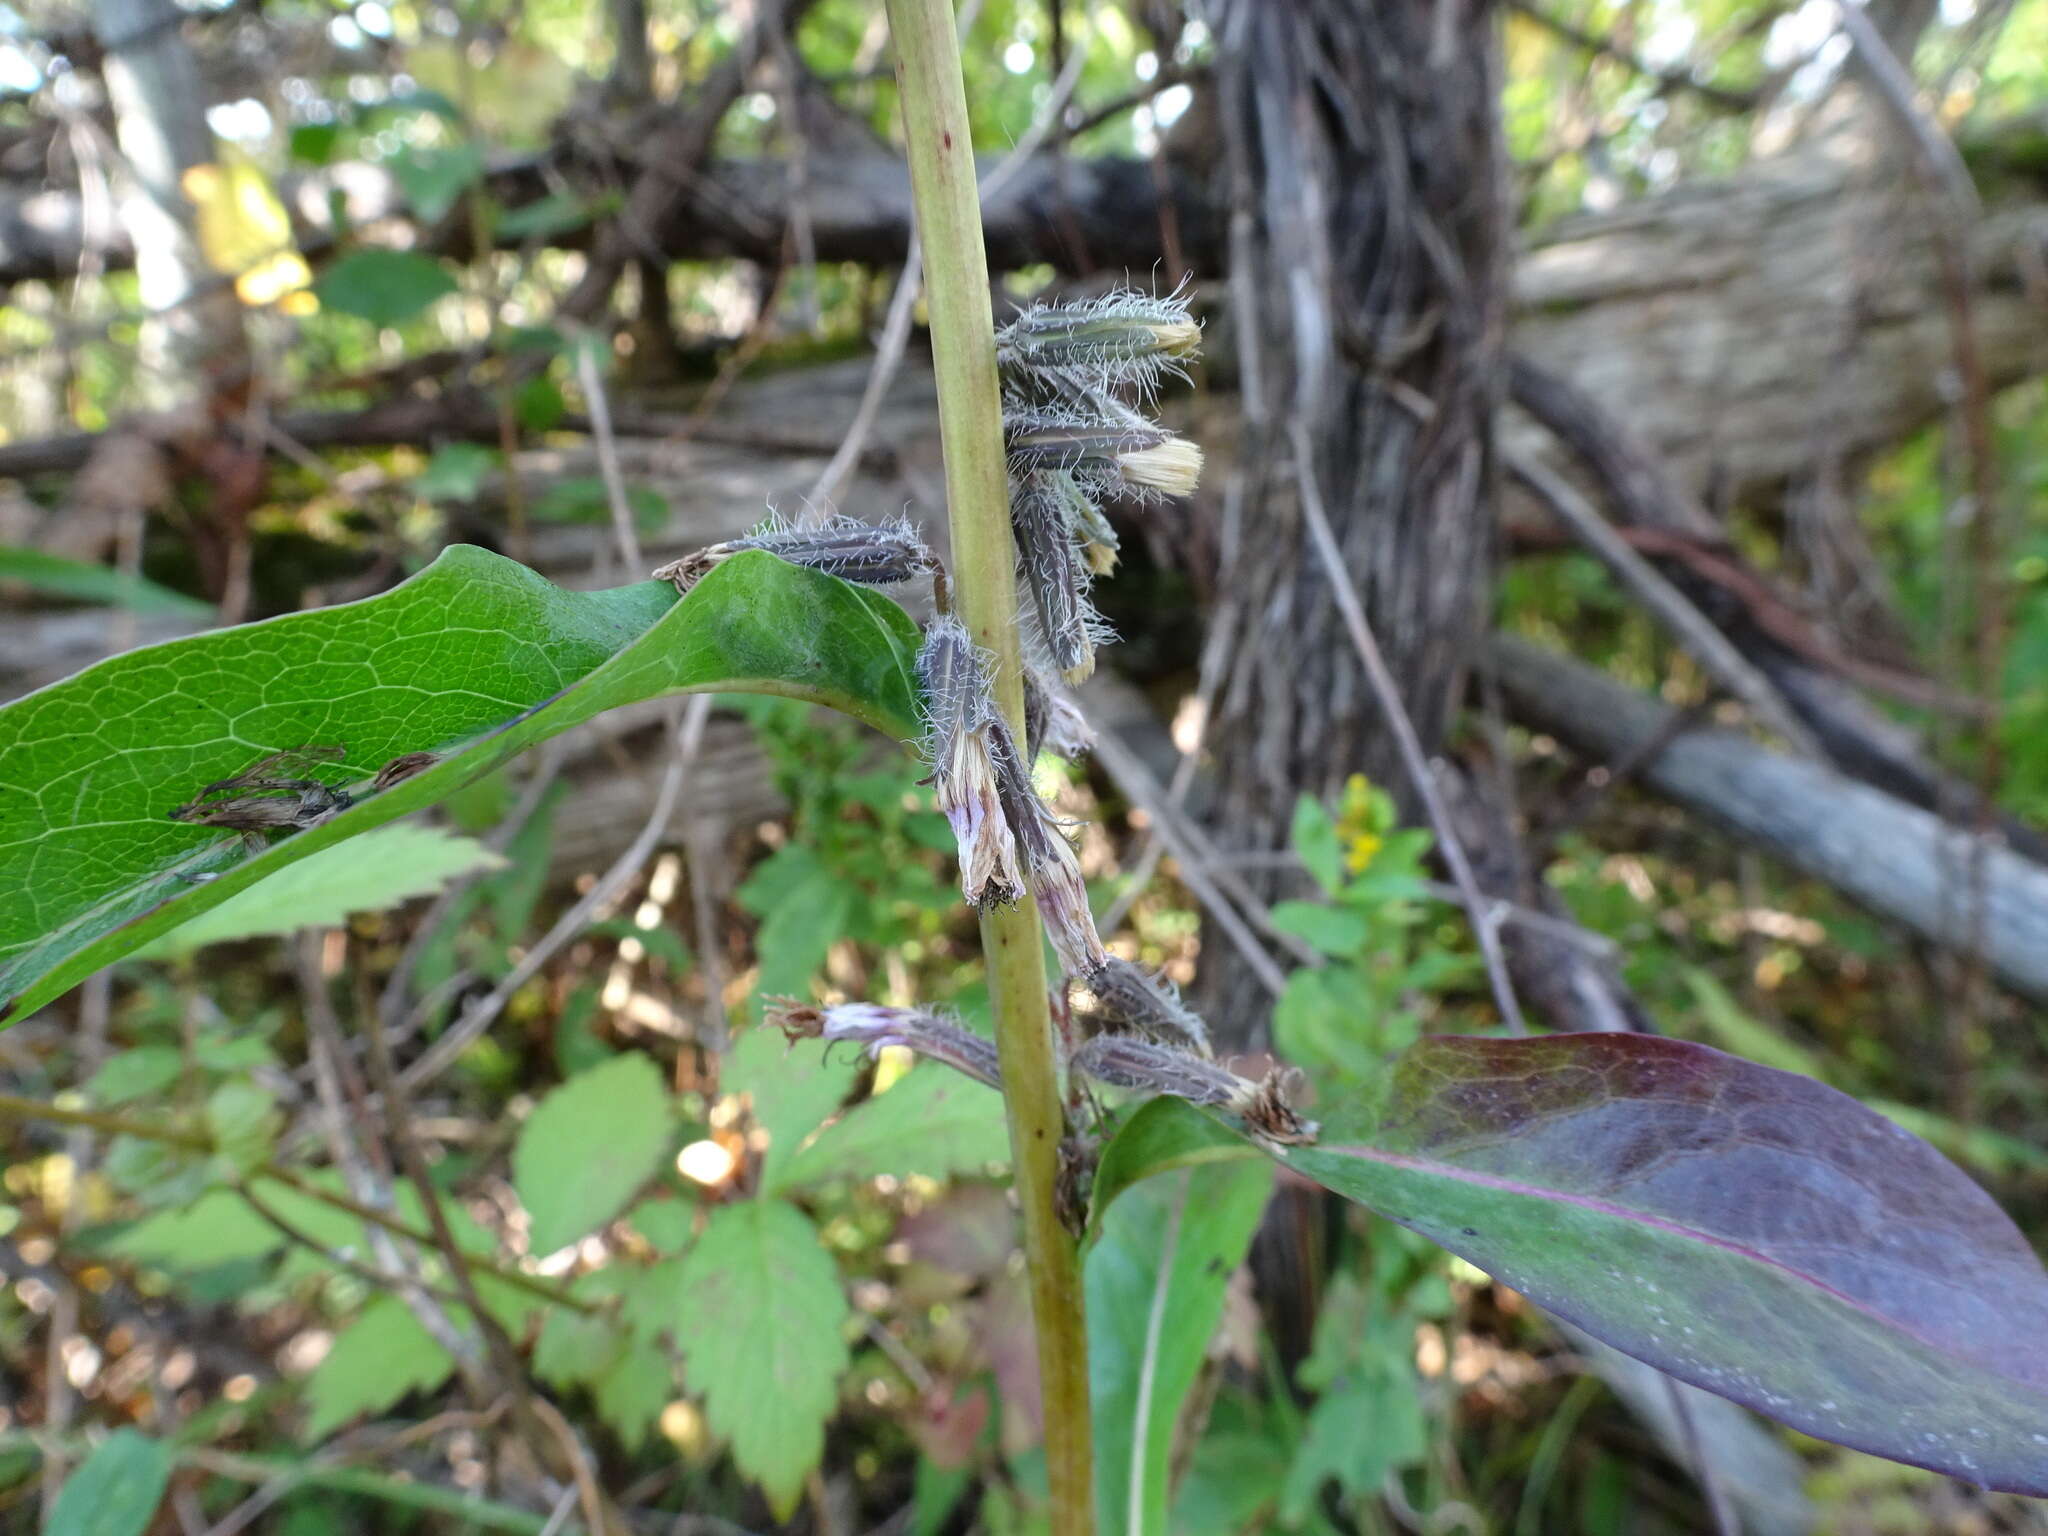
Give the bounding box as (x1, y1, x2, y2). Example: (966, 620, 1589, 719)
(513, 375, 566, 431)
(87, 1044, 183, 1103)
(674, 1200, 849, 1516)
(0, 546, 210, 617)
(388, 142, 485, 222)
(46, 1429, 172, 1536)
(411, 443, 498, 503)
(1290, 794, 1343, 895)
(531, 476, 665, 531)
(513, 1053, 673, 1254)
(313, 249, 457, 326)
(593, 1348, 672, 1449)
(1089, 1097, 1259, 1230)
(774, 1064, 1010, 1193)
(1266, 900, 1370, 957)
(496, 192, 598, 240)
(0, 547, 922, 1022)
(301, 1295, 457, 1439)
(110, 1186, 281, 1269)
(628, 1195, 697, 1253)
(205, 1079, 280, 1175)
(1087, 1157, 1274, 1535)
(143, 825, 506, 954)
(724, 1023, 858, 1189)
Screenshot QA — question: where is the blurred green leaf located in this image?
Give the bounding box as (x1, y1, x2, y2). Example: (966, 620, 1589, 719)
(143, 826, 506, 955)
(1290, 794, 1343, 895)
(774, 1064, 1010, 1193)
(314, 249, 457, 326)
(0, 547, 210, 617)
(301, 1296, 457, 1440)
(389, 143, 485, 222)
(46, 1429, 172, 1536)
(411, 443, 498, 503)
(513, 1053, 673, 1254)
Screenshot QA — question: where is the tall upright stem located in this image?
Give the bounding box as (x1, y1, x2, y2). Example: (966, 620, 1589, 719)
(884, 3, 1095, 1529)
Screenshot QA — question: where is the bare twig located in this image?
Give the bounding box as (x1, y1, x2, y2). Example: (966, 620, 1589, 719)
(1290, 421, 1529, 1037)
(1089, 726, 1292, 998)
(1507, 447, 1821, 756)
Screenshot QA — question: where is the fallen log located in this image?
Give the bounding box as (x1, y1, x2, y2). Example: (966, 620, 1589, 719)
(1489, 633, 2048, 1002)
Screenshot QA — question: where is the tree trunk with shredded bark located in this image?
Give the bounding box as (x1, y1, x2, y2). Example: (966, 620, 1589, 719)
(1199, 0, 1509, 1034)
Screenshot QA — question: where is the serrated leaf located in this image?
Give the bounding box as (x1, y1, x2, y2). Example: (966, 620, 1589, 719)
(724, 1023, 858, 1189)
(46, 1429, 172, 1536)
(0, 546, 209, 617)
(143, 825, 506, 955)
(313, 248, 456, 326)
(110, 1186, 282, 1269)
(676, 1200, 849, 1516)
(205, 1079, 279, 1174)
(774, 1064, 1009, 1193)
(1118, 1034, 2048, 1494)
(301, 1295, 457, 1439)
(0, 548, 922, 1022)
(593, 1348, 672, 1449)
(1087, 1156, 1274, 1535)
(514, 1053, 672, 1255)
(87, 1044, 183, 1103)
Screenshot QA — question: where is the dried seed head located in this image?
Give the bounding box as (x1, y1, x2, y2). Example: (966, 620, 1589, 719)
(767, 1000, 1004, 1092)
(371, 751, 441, 791)
(917, 617, 1024, 906)
(1023, 665, 1095, 763)
(1115, 437, 1204, 497)
(1012, 471, 1111, 685)
(1071, 1034, 1242, 1107)
(1082, 957, 1212, 1057)
(995, 286, 1201, 399)
(990, 723, 1107, 974)
(655, 513, 937, 595)
(1229, 1067, 1319, 1148)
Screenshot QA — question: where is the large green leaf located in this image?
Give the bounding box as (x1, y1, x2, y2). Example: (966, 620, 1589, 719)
(671, 1200, 851, 1517)
(141, 825, 505, 954)
(1087, 1149, 1273, 1536)
(0, 546, 211, 617)
(0, 547, 922, 1022)
(301, 1294, 457, 1439)
(1106, 1035, 2048, 1495)
(513, 1053, 674, 1254)
(773, 1062, 1011, 1193)
(45, 1429, 173, 1536)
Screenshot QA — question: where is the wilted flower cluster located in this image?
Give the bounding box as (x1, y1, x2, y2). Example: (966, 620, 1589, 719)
(998, 287, 1204, 684)
(662, 285, 1317, 1182)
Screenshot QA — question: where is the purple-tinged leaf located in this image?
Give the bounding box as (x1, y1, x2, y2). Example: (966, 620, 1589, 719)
(1098, 1034, 2048, 1492)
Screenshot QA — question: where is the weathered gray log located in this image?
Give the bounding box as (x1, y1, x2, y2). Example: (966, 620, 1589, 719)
(1490, 633, 2048, 1002)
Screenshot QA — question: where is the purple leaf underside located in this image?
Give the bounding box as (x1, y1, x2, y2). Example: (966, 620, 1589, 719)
(1284, 1033, 2048, 1493)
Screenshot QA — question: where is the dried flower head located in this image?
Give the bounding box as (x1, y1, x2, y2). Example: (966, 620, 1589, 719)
(995, 285, 1201, 400)
(990, 722, 1107, 975)
(1012, 471, 1112, 685)
(1023, 665, 1096, 763)
(917, 616, 1024, 906)
(1230, 1066, 1318, 1148)
(1082, 957, 1212, 1057)
(1071, 1034, 1242, 1107)
(768, 999, 1003, 1092)
(1005, 405, 1203, 504)
(654, 513, 937, 595)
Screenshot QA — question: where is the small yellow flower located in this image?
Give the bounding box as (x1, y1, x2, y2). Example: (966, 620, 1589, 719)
(1336, 772, 1388, 875)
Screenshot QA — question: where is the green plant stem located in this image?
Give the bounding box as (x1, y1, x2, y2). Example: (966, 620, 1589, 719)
(0, 1093, 587, 1314)
(883, 2, 1094, 1530)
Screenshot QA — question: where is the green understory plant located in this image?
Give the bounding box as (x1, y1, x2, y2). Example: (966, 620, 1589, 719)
(4, 15, 2048, 1536)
